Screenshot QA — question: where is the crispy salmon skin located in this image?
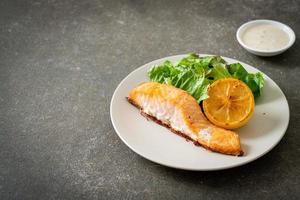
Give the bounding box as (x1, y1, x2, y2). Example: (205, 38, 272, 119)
(127, 82, 243, 156)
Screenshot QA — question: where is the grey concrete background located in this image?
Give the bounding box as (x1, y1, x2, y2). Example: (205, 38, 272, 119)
(0, 0, 299, 199)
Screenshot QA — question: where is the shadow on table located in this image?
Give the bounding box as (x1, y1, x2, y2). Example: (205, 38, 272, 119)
(147, 139, 287, 188)
(251, 37, 299, 69)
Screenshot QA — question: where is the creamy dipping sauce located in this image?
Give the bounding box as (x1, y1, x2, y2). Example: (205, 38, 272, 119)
(242, 24, 289, 51)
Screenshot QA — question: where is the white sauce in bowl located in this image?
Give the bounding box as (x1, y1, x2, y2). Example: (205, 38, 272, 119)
(241, 24, 290, 51)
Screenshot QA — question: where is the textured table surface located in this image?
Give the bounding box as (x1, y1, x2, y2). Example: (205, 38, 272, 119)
(0, 0, 299, 199)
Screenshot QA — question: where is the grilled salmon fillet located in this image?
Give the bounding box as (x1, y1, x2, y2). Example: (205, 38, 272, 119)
(127, 82, 243, 156)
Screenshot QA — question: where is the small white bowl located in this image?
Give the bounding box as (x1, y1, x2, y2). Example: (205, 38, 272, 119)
(236, 19, 296, 56)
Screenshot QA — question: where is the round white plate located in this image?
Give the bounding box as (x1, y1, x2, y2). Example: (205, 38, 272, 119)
(110, 54, 289, 171)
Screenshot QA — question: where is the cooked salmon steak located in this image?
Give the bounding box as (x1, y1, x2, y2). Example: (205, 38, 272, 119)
(127, 82, 243, 156)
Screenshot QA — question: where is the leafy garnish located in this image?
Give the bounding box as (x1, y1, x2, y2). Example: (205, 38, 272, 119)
(148, 53, 264, 102)
(227, 63, 264, 98)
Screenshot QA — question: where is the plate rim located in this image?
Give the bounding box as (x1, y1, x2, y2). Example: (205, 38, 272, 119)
(110, 54, 290, 171)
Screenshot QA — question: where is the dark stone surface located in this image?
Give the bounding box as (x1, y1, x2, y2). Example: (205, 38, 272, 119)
(0, 0, 299, 199)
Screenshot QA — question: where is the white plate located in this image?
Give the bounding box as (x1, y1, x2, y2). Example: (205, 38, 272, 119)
(110, 54, 289, 171)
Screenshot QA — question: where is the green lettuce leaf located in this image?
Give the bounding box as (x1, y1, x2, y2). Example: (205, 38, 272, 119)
(147, 57, 210, 102)
(227, 63, 264, 98)
(147, 61, 179, 83)
(208, 63, 231, 80)
(147, 53, 265, 103)
(169, 70, 210, 102)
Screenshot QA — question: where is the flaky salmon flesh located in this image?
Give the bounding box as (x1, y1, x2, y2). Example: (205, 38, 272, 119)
(127, 82, 243, 156)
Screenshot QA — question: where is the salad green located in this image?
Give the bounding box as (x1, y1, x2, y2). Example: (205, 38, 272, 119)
(148, 53, 264, 103)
